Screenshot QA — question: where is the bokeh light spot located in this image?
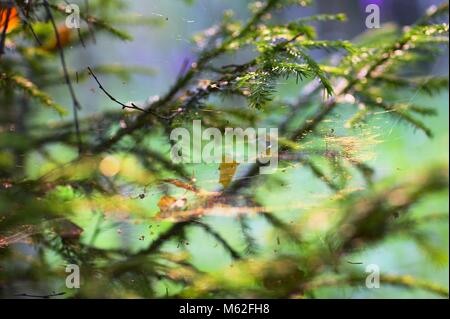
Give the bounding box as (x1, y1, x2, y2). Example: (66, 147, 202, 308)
(99, 155, 121, 177)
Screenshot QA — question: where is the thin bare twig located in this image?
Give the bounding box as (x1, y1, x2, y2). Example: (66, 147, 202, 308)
(87, 66, 178, 121)
(13, 292, 66, 299)
(43, 0, 83, 154)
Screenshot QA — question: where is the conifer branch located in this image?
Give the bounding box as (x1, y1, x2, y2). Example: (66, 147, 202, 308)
(192, 220, 242, 260)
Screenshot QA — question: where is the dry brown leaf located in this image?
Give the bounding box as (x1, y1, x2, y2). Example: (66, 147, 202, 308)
(219, 161, 239, 188)
(163, 179, 198, 193)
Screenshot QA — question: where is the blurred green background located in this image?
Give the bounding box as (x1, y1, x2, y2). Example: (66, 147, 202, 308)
(6, 0, 449, 298)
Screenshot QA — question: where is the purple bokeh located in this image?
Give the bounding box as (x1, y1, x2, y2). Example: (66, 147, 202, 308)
(360, 0, 384, 8)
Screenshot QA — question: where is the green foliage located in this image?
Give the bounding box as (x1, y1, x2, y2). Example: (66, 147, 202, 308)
(0, 0, 448, 299)
(1, 73, 67, 115)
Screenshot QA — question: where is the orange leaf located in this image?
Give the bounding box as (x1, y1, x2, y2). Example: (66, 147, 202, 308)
(219, 161, 239, 188)
(42, 25, 72, 52)
(0, 7, 20, 34)
(157, 195, 177, 212)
